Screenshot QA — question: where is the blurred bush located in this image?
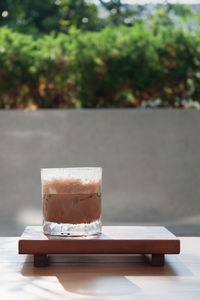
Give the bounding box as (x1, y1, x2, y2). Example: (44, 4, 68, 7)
(0, 0, 100, 34)
(0, 2, 200, 109)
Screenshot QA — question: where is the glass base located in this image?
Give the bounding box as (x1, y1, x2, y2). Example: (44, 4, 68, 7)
(43, 220, 101, 236)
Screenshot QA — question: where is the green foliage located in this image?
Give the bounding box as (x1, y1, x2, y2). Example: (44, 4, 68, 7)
(99, 0, 145, 27)
(58, 0, 100, 32)
(0, 0, 100, 35)
(0, 21, 200, 109)
(1, 1, 195, 35)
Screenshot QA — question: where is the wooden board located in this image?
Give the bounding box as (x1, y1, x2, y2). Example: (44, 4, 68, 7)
(18, 226, 180, 267)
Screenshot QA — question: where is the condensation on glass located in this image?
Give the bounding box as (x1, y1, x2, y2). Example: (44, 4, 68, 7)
(41, 167, 102, 236)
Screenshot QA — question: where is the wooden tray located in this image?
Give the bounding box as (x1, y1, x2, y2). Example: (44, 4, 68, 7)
(18, 226, 180, 267)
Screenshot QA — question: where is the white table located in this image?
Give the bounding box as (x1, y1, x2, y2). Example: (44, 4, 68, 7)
(1, 236, 200, 299)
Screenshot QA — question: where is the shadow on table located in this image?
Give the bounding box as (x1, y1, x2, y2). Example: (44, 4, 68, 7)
(21, 254, 191, 297)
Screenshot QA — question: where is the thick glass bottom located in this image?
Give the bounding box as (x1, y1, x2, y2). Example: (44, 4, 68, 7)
(43, 220, 101, 236)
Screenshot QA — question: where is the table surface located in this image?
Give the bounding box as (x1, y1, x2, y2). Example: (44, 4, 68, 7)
(1, 236, 200, 300)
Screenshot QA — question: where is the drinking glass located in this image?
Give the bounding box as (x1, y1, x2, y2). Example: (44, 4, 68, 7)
(41, 167, 102, 236)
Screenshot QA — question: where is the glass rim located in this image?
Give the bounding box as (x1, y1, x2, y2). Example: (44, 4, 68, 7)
(41, 167, 102, 172)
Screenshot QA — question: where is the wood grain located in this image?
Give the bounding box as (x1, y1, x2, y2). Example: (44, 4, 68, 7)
(19, 226, 180, 267)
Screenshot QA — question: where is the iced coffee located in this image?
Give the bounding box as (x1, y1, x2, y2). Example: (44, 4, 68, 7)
(41, 168, 102, 236)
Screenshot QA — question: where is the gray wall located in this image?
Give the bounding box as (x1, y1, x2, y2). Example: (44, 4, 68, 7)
(0, 110, 200, 236)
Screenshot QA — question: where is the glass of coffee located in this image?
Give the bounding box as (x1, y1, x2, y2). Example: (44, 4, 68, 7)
(41, 167, 102, 236)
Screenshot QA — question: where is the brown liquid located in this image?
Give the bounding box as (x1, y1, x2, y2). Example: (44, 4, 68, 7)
(42, 178, 101, 224)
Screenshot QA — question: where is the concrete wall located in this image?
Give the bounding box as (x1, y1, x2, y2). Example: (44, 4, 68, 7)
(0, 109, 200, 235)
